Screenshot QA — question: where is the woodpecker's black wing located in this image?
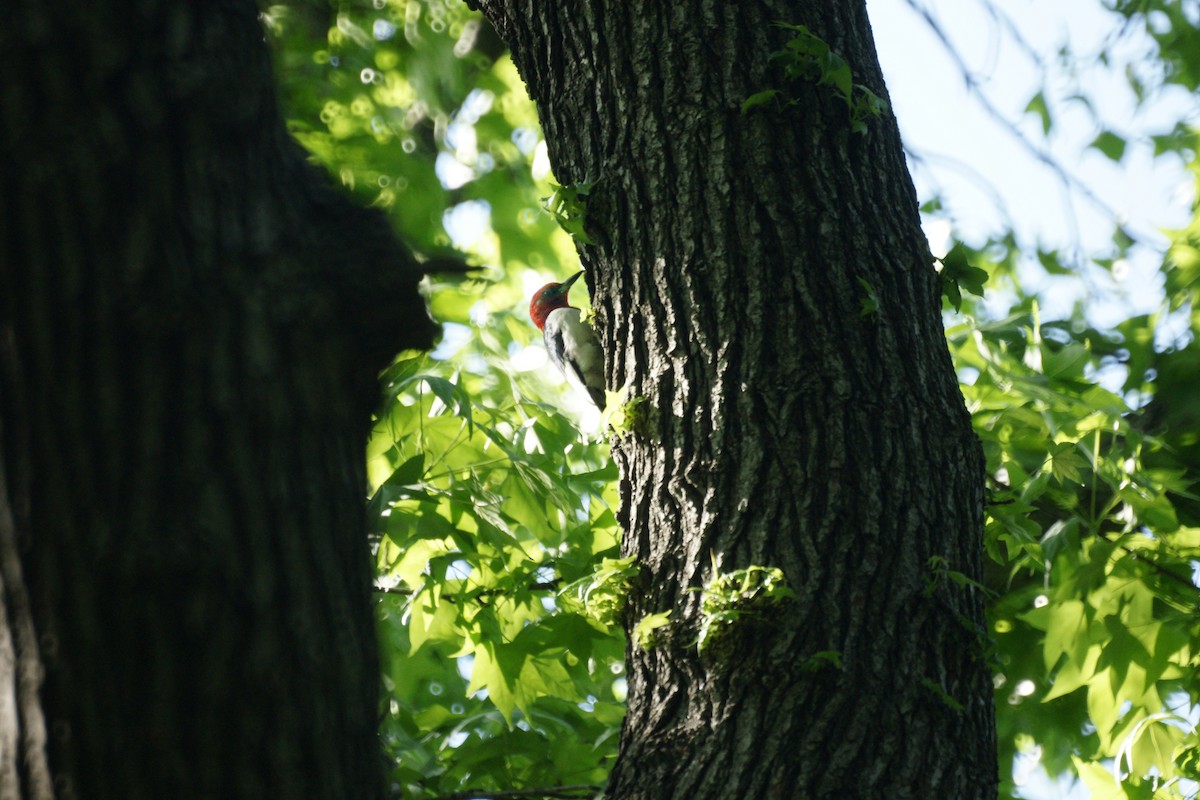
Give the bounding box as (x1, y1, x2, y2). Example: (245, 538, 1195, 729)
(543, 308, 606, 408)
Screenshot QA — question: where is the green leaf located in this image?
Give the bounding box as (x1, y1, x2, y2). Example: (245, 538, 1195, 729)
(1090, 130, 1127, 161)
(767, 22, 882, 134)
(1042, 343, 1090, 379)
(1072, 756, 1126, 800)
(1041, 518, 1080, 562)
(1041, 599, 1091, 671)
(514, 614, 609, 662)
(939, 242, 989, 310)
(823, 54, 853, 99)
(633, 611, 672, 650)
(1177, 743, 1200, 780)
(390, 452, 427, 486)
(741, 89, 782, 114)
(1024, 90, 1052, 135)
(1043, 642, 1101, 701)
(558, 556, 638, 629)
(921, 678, 965, 713)
(408, 591, 462, 653)
(1126, 716, 1186, 780)
(1087, 667, 1121, 740)
(500, 469, 558, 544)
(857, 277, 880, 318)
(799, 650, 843, 671)
(1036, 247, 1073, 275)
(542, 180, 597, 244)
(466, 643, 517, 723)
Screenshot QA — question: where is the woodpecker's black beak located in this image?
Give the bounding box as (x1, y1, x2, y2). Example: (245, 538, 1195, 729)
(559, 271, 584, 293)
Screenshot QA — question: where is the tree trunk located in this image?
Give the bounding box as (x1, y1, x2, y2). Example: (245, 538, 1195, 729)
(468, 1, 996, 797)
(0, 4, 435, 797)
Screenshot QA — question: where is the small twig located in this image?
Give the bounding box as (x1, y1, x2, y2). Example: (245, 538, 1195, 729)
(374, 580, 560, 597)
(976, 0, 1047, 70)
(424, 784, 601, 800)
(1099, 531, 1200, 599)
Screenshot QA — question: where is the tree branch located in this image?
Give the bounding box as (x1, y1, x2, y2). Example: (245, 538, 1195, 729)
(1099, 531, 1200, 600)
(374, 581, 561, 597)
(424, 785, 601, 800)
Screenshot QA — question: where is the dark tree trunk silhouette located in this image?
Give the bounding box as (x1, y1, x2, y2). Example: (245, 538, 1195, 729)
(468, 1, 997, 797)
(0, 3, 435, 797)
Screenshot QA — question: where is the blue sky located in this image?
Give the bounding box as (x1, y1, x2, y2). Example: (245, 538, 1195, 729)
(870, 0, 1195, 328)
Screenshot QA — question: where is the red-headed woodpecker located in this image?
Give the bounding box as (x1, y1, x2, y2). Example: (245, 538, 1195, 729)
(528, 271, 606, 408)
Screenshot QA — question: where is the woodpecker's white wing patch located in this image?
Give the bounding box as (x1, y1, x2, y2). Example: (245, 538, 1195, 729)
(543, 307, 606, 407)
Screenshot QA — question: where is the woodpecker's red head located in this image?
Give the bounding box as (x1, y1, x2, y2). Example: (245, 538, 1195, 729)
(528, 271, 583, 331)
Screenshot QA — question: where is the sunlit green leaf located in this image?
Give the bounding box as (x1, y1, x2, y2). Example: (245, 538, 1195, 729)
(1090, 130, 1128, 161)
(1025, 90, 1052, 135)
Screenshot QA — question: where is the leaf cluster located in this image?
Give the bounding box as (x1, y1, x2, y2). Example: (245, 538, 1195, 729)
(558, 556, 639, 630)
(632, 611, 673, 651)
(370, 351, 626, 795)
(942, 211, 1200, 796)
(938, 242, 990, 311)
(604, 394, 656, 440)
(695, 562, 796, 653)
(741, 22, 888, 135)
(542, 180, 596, 245)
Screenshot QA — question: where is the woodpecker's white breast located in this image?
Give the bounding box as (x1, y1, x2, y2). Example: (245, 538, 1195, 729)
(543, 307, 606, 407)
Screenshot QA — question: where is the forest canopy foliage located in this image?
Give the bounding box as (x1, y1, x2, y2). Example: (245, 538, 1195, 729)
(264, 1, 1200, 797)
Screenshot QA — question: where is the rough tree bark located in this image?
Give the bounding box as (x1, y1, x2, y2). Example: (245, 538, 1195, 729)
(468, 1, 996, 798)
(0, 4, 436, 797)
